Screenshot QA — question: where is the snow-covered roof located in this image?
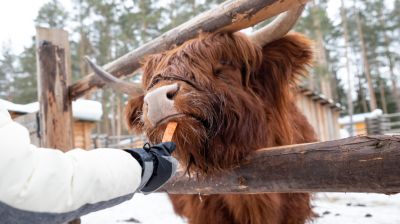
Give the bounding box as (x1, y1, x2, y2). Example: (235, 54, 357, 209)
(0, 99, 103, 121)
(338, 109, 383, 125)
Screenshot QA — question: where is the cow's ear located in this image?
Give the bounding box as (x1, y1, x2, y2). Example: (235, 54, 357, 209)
(125, 94, 145, 133)
(254, 33, 314, 93)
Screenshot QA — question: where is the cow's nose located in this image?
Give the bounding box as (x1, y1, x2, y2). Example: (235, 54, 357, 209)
(144, 83, 180, 126)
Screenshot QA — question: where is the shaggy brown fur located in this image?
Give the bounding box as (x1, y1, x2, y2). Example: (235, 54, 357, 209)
(125, 32, 317, 224)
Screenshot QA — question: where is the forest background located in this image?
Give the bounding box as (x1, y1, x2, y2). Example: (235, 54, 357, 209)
(0, 0, 399, 136)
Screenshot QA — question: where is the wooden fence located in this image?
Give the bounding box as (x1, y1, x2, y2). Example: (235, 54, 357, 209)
(161, 135, 400, 194)
(366, 113, 400, 135)
(91, 134, 147, 149)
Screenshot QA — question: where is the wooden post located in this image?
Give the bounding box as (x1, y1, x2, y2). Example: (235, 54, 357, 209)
(36, 27, 74, 151)
(160, 135, 400, 194)
(36, 27, 79, 224)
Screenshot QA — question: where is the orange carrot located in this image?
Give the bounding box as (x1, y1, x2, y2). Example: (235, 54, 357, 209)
(162, 122, 178, 142)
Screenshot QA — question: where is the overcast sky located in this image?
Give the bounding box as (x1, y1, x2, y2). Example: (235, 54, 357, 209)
(1, 0, 397, 55)
(0, 0, 343, 54)
(0, 0, 73, 53)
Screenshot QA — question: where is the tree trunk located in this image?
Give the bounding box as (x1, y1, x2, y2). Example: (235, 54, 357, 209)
(311, 0, 332, 99)
(78, 31, 90, 78)
(378, 8, 400, 112)
(355, 9, 377, 111)
(116, 94, 122, 139)
(109, 91, 116, 138)
(357, 73, 369, 113)
(378, 75, 388, 113)
(340, 0, 354, 135)
(102, 90, 110, 135)
(376, 60, 388, 113)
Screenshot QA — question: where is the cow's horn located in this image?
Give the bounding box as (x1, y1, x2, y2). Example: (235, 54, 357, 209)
(85, 56, 143, 96)
(249, 4, 306, 46)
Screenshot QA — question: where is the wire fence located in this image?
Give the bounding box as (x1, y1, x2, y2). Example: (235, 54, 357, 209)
(91, 134, 148, 149)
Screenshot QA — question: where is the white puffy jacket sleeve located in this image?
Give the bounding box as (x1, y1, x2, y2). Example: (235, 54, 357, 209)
(0, 107, 142, 224)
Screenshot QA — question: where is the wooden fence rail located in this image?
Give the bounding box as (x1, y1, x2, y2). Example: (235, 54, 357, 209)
(366, 113, 400, 135)
(160, 135, 400, 194)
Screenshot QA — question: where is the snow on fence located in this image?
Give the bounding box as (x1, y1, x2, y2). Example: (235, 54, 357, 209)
(35, 0, 400, 197)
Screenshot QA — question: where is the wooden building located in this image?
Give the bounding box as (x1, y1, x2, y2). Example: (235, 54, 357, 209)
(296, 87, 342, 141)
(339, 109, 383, 136)
(1, 99, 102, 149)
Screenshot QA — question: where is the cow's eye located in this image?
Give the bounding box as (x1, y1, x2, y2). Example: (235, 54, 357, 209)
(147, 75, 162, 90)
(214, 68, 223, 77)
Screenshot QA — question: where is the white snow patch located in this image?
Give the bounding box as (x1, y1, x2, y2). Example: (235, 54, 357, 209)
(339, 109, 383, 125)
(81, 193, 186, 224)
(0, 99, 38, 113)
(81, 193, 400, 224)
(71, 99, 103, 121)
(0, 99, 103, 121)
(313, 193, 400, 224)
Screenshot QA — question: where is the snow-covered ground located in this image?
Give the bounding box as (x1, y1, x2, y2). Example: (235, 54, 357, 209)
(82, 193, 185, 224)
(82, 193, 400, 224)
(313, 193, 400, 224)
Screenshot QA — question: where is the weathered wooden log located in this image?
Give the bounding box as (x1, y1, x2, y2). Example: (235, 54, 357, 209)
(36, 28, 74, 151)
(160, 135, 400, 194)
(69, 0, 307, 99)
(37, 28, 80, 224)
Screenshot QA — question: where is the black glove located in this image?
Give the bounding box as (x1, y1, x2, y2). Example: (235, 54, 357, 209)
(125, 142, 178, 194)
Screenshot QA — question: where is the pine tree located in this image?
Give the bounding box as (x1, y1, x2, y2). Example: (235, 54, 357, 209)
(10, 0, 70, 104)
(295, 0, 340, 102)
(34, 0, 69, 29)
(340, 0, 354, 134)
(0, 44, 18, 101)
(71, 0, 94, 81)
(376, 1, 400, 112)
(13, 40, 37, 104)
(354, 7, 377, 111)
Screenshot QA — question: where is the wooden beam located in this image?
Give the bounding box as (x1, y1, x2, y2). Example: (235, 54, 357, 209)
(160, 135, 400, 194)
(37, 28, 74, 151)
(69, 0, 307, 100)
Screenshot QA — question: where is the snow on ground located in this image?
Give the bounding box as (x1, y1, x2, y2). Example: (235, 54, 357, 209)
(82, 193, 400, 224)
(81, 193, 186, 224)
(313, 193, 400, 224)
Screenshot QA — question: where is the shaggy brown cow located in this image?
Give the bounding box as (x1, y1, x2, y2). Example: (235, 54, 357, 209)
(121, 31, 317, 224)
(85, 7, 316, 222)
